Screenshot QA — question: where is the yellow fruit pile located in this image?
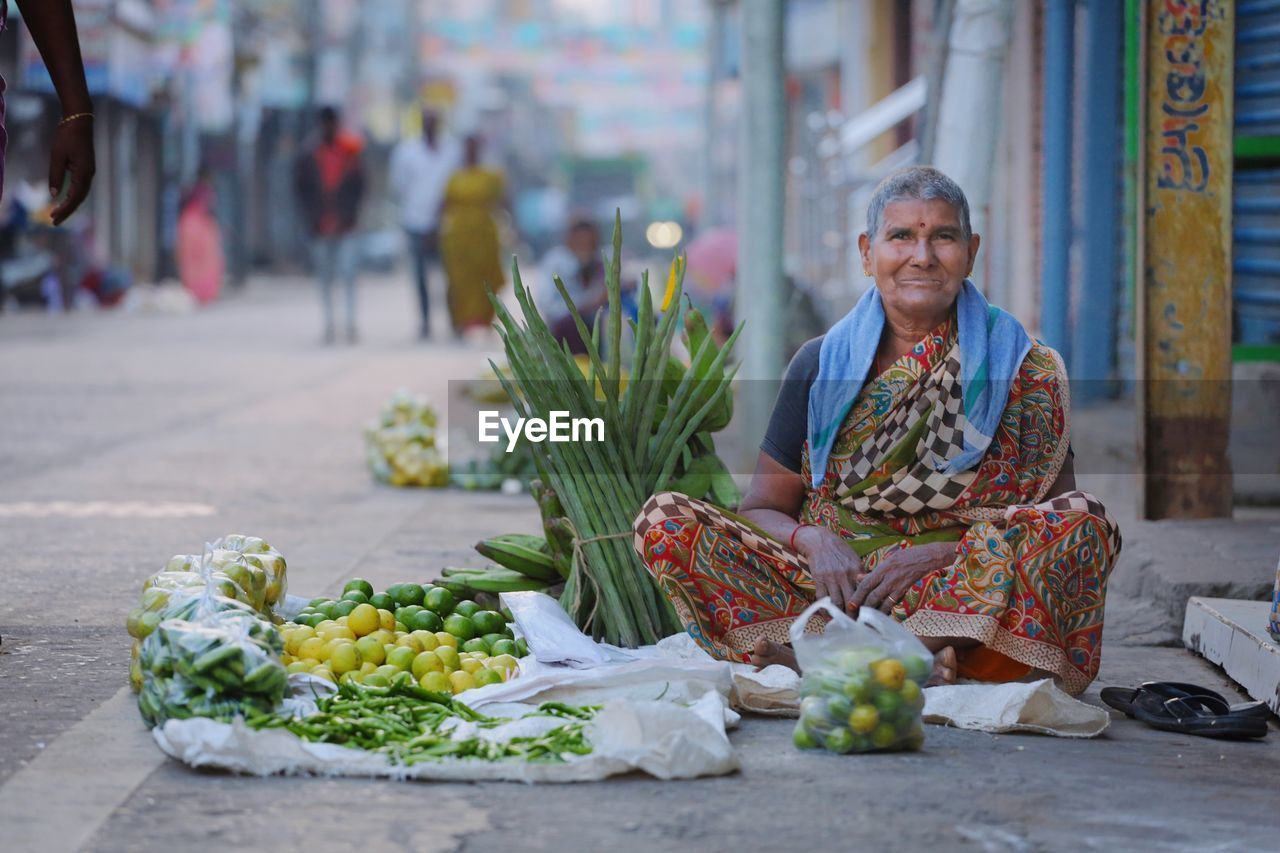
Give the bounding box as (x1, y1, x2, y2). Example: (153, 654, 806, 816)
(280, 603, 518, 695)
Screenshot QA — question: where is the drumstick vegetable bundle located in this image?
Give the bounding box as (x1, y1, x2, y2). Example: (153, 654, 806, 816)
(489, 214, 740, 646)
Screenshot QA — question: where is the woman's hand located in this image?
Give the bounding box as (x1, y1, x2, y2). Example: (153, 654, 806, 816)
(794, 526, 863, 613)
(849, 542, 957, 613)
(48, 118, 96, 225)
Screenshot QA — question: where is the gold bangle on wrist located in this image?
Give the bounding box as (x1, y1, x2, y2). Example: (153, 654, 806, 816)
(59, 112, 94, 127)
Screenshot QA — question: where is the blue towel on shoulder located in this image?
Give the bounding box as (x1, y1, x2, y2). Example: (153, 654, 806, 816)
(806, 280, 1033, 489)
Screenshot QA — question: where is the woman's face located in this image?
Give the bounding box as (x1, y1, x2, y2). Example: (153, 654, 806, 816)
(858, 198, 980, 325)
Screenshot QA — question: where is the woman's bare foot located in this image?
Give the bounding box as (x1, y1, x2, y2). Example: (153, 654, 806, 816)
(926, 646, 958, 687)
(751, 638, 799, 673)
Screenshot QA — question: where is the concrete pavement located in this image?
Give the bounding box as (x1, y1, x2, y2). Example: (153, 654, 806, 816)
(1, 273, 1277, 852)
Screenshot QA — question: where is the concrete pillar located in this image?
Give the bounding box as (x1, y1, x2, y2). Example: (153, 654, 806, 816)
(932, 0, 1014, 289)
(1140, 0, 1234, 519)
(737, 0, 786, 451)
(1040, 0, 1074, 358)
(1073, 0, 1124, 400)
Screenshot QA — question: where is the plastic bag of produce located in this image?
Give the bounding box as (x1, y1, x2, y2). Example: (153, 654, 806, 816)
(789, 599, 932, 754)
(137, 609, 287, 727)
(127, 582, 259, 690)
(213, 534, 288, 608)
(157, 537, 288, 615)
(364, 390, 449, 487)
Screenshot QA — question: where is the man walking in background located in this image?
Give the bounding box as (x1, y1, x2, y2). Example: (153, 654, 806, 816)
(389, 109, 458, 339)
(295, 106, 365, 344)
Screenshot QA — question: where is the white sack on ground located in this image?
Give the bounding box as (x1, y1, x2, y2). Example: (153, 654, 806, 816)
(152, 693, 739, 782)
(922, 679, 1110, 737)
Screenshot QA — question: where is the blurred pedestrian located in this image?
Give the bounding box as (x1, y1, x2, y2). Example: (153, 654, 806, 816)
(439, 134, 506, 335)
(536, 215, 606, 354)
(175, 167, 224, 305)
(2, 1, 96, 223)
(389, 109, 459, 339)
(294, 106, 365, 344)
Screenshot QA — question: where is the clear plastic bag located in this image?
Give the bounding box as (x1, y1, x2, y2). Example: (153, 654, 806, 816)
(212, 534, 288, 608)
(789, 599, 932, 754)
(128, 538, 289, 690)
(127, 584, 258, 690)
(137, 608, 287, 727)
(364, 390, 449, 487)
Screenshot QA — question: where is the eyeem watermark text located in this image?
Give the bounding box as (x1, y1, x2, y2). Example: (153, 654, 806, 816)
(478, 410, 605, 452)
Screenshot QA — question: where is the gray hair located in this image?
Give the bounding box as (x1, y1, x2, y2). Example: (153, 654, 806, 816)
(864, 166, 972, 240)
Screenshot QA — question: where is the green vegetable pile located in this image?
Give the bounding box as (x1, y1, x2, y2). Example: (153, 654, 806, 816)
(247, 680, 598, 766)
(138, 609, 288, 727)
(490, 215, 740, 646)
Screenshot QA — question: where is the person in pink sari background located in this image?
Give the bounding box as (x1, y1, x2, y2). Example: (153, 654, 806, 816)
(176, 169, 225, 305)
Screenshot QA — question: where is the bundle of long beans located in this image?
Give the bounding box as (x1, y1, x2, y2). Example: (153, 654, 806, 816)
(489, 214, 740, 646)
(246, 681, 597, 765)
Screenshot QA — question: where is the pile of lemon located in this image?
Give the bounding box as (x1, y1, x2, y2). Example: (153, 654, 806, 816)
(280, 602, 518, 695)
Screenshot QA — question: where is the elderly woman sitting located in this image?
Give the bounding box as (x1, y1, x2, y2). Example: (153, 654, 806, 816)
(633, 166, 1119, 694)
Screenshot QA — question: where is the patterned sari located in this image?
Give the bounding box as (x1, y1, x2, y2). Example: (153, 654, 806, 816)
(633, 317, 1121, 695)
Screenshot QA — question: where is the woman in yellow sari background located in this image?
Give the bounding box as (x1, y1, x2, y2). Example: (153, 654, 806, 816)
(439, 134, 506, 333)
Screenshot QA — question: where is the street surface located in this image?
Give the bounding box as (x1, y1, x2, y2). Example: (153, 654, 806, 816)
(1, 273, 1277, 852)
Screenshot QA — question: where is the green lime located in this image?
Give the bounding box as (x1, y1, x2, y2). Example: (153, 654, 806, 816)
(423, 586, 456, 614)
(340, 589, 369, 604)
(826, 694, 853, 721)
(461, 637, 489, 655)
(362, 673, 390, 688)
(332, 599, 358, 618)
(471, 611, 506, 636)
(473, 668, 503, 687)
(490, 639, 517, 657)
(343, 578, 375, 599)
(315, 601, 337, 619)
(899, 679, 924, 711)
(452, 600, 481, 619)
(514, 638, 528, 657)
(409, 609, 443, 633)
(874, 689, 902, 718)
(392, 584, 424, 608)
(842, 674, 873, 704)
(902, 654, 931, 683)
(368, 592, 394, 611)
(307, 597, 329, 607)
(824, 727, 855, 754)
(443, 614, 476, 641)
(396, 605, 424, 624)
(480, 632, 506, 648)
(793, 724, 818, 749)
(871, 722, 899, 750)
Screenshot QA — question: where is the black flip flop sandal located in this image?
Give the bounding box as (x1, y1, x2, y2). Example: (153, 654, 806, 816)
(1100, 681, 1271, 721)
(1129, 691, 1269, 740)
